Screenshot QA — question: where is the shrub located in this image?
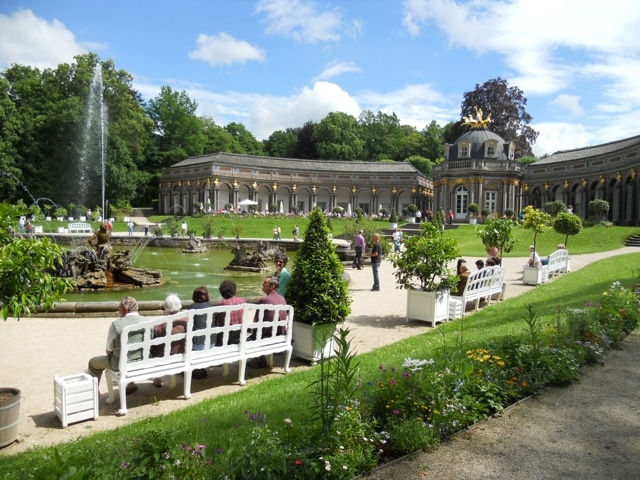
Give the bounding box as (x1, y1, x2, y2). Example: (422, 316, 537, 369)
(287, 207, 351, 325)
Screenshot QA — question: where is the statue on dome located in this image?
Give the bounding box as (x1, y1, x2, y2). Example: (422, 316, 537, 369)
(463, 106, 492, 129)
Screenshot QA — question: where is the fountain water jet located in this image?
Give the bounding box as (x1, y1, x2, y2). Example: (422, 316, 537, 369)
(78, 64, 108, 216)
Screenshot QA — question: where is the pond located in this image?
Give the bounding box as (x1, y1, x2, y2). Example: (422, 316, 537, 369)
(62, 245, 285, 304)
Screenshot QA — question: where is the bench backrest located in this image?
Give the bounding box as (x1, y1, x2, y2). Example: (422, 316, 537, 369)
(117, 311, 189, 376)
(68, 222, 92, 231)
(118, 304, 295, 373)
(548, 249, 569, 265)
(461, 266, 505, 300)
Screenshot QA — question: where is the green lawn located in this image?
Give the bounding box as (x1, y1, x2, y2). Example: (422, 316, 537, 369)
(1, 251, 639, 477)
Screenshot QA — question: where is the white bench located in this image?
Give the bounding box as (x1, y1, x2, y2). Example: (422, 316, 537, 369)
(67, 222, 92, 233)
(105, 304, 294, 415)
(546, 249, 570, 277)
(450, 266, 506, 317)
(523, 249, 570, 285)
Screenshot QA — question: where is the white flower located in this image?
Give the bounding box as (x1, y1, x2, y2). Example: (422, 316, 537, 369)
(343, 465, 348, 470)
(325, 460, 331, 471)
(402, 357, 434, 372)
(283, 418, 292, 427)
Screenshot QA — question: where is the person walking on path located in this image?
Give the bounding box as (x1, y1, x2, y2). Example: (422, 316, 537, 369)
(448, 209, 454, 225)
(127, 220, 134, 236)
(353, 230, 366, 269)
(369, 233, 382, 291)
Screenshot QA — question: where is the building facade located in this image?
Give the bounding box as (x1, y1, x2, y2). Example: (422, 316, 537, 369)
(433, 126, 640, 226)
(160, 132, 640, 226)
(159, 153, 434, 216)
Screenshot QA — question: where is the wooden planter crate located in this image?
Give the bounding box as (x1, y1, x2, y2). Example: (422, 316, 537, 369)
(54, 373, 99, 428)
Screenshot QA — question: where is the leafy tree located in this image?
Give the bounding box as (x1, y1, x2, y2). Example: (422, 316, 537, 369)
(553, 212, 582, 247)
(421, 120, 445, 162)
(390, 221, 459, 291)
(467, 202, 479, 219)
(475, 217, 518, 260)
(287, 207, 351, 325)
(314, 112, 363, 161)
(263, 129, 297, 158)
(589, 199, 610, 222)
(542, 201, 567, 217)
(522, 205, 552, 253)
(397, 128, 427, 161)
(389, 208, 398, 224)
(224, 122, 264, 155)
(405, 155, 434, 176)
(292, 121, 318, 159)
(0, 202, 74, 319)
(358, 110, 403, 161)
(448, 77, 539, 158)
(145, 86, 206, 168)
(517, 155, 538, 165)
(201, 116, 235, 154)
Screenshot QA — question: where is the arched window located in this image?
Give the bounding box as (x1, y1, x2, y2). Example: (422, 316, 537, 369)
(456, 186, 469, 215)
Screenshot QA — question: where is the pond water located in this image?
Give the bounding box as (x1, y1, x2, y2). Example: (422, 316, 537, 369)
(62, 245, 283, 304)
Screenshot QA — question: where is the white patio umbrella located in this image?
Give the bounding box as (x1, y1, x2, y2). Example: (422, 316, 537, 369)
(237, 199, 258, 206)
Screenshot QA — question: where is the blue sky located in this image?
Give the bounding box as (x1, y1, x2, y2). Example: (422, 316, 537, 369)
(1, 0, 639, 157)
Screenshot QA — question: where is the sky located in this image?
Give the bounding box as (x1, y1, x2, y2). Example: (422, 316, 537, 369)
(1, 0, 640, 157)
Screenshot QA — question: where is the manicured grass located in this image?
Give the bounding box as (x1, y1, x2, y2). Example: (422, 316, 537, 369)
(2, 252, 638, 476)
(446, 223, 640, 257)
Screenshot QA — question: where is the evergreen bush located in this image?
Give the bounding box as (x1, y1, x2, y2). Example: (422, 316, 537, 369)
(287, 207, 351, 325)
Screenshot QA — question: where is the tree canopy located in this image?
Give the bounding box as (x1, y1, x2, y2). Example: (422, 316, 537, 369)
(446, 77, 539, 158)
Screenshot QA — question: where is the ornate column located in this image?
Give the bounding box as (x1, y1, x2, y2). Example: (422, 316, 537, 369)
(613, 181, 622, 223)
(311, 185, 317, 210)
(391, 186, 398, 213)
(370, 186, 378, 214)
(331, 185, 338, 210)
(251, 181, 259, 202)
(291, 184, 298, 212)
(350, 185, 358, 213)
(212, 178, 219, 211)
(625, 181, 636, 225)
(232, 178, 239, 208)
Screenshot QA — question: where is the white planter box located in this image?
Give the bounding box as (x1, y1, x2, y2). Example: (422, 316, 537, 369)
(469, 218, 477, 225)
(33, 226, 43, 233)
(406, 289, 450, 326)
(292, 322, 336, 364)
(58, 227, 65, 233)
(54, 373, 98, 428)
(522, 267, 549, 285)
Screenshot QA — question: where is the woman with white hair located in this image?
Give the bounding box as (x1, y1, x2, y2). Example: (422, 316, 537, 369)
(151, 294, 186, 387)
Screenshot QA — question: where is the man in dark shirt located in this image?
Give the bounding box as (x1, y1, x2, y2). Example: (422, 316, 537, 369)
(370, 233, 382, 291)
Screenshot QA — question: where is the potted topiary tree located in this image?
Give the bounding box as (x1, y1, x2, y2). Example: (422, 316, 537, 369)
(389, 208, 398, 229)
(202, 216, 214, 239)
(468, 202, 479, 225)
(287, 207, 351, 363)
(407, 204, 418, 223)
(390, 221, 459, 325)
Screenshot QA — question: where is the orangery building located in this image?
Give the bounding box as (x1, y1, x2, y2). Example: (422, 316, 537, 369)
(160, 129, 640, 226)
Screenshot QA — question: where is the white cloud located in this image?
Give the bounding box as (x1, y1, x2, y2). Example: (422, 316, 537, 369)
(0, 9, 88, 69)
(249, 82, 360, 138)
(355, 83, 457, 130)
(401, 0, 640, 97)
(550, 94, 584, 116)
(189, 33, 265, 66)
(255, 0, 361, 43)
(313, 61, 361, 82)
(532, 122, 593, 156)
